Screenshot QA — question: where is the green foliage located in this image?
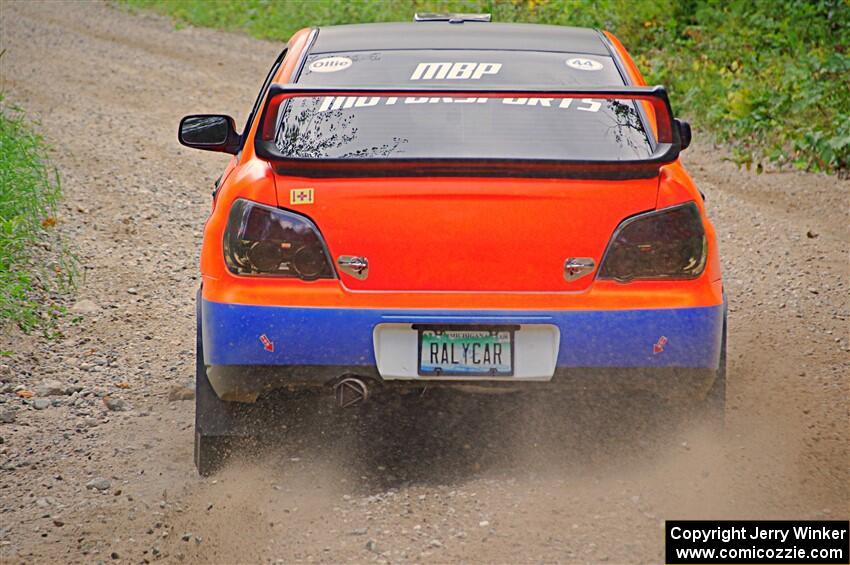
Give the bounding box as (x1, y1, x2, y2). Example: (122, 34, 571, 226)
(0, 97, 75, 331)
(632, 0, 850, 174)
(122, 0, 849, 174)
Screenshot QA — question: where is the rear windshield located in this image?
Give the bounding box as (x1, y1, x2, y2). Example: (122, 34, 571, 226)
(277, 50, 652, 161)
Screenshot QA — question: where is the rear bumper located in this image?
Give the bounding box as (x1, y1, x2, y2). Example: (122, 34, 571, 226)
(206, 364, 718, 403)
(202, 299, 723, 398)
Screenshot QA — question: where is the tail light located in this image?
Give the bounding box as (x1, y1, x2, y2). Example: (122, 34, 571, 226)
(598, 202, 706, 282)
(223, 199, 335, 280)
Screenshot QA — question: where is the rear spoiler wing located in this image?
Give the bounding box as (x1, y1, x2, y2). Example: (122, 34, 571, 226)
(254, 84, 685, 180)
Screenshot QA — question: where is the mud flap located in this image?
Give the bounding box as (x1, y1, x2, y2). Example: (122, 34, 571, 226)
(194, 288, 259, 474)
(703, 306, 727, 429)
(193, 431, 232, 477)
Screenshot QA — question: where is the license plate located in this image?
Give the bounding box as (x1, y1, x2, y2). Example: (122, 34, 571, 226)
(418, 328, 514, 377)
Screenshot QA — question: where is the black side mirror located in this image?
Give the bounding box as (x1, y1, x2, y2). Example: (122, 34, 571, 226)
(675, 118, 692, 151)
(178, 115, 240, 154)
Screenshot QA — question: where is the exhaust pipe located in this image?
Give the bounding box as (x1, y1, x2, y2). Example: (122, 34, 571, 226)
(334, 377, 369, 408)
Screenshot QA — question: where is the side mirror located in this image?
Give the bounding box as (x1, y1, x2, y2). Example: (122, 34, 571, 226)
(675, 118, 692, 151)
(178, 115, 240, 154)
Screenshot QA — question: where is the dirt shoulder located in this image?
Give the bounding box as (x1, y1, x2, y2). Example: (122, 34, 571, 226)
(0, 2, 847, 563)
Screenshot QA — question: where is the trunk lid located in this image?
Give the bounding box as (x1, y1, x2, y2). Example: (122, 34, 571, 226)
(276, 176, 657, 292)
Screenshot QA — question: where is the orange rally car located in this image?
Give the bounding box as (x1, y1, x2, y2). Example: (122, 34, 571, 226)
(179, 14, 725, 475)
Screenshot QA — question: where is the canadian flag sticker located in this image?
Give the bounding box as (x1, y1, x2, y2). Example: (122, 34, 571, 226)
(290, 188, 314, 205)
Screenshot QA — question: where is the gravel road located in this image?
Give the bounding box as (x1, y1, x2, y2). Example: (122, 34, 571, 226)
(1, 2, 847, 563)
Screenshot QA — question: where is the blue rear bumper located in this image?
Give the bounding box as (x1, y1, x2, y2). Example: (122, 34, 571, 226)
(202, 300, 724, 370)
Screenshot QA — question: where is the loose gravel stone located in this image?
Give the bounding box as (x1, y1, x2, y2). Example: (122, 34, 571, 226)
(34, 380, 66, 397)
(167, 383, 195, 401)
(32, 399, 50, 410)
(104, 398, 127, 411)
(86, 478, 111, 491)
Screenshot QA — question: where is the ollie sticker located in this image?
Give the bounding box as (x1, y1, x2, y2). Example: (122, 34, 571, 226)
(566, 57, 604, 71)
(309, 56, 352, 73)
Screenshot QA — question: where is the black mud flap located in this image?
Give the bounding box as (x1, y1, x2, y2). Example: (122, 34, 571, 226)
(703, 307, 727, 430)
(194, 288, 259, 475)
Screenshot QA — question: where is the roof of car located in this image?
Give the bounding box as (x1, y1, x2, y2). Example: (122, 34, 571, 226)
(308, 22, 611, 56)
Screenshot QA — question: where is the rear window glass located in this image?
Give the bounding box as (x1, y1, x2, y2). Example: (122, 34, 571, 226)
(277, 50, 652, 161)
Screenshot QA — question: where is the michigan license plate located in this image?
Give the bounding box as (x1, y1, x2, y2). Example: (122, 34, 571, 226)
(418, 329, 514, 377)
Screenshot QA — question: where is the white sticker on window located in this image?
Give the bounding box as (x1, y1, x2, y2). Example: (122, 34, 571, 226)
(566, 58, 603, 71)
(410, 62, 502, 80)
(309, 56, 353, 73)
(314, 96, 602, 114)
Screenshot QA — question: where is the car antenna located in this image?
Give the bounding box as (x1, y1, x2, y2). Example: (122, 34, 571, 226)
(413, 12, 492, 24)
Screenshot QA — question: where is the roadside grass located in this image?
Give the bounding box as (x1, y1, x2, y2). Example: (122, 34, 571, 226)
(122, 0, 849, 176)
(0, 95, 75, 333)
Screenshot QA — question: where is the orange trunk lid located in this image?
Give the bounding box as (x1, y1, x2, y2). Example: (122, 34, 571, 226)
(276, 176, 657, 292)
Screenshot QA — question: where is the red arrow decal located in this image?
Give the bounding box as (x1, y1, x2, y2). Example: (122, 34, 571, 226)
(259, 334, 274, 352)
(653, 336, 668, 354)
